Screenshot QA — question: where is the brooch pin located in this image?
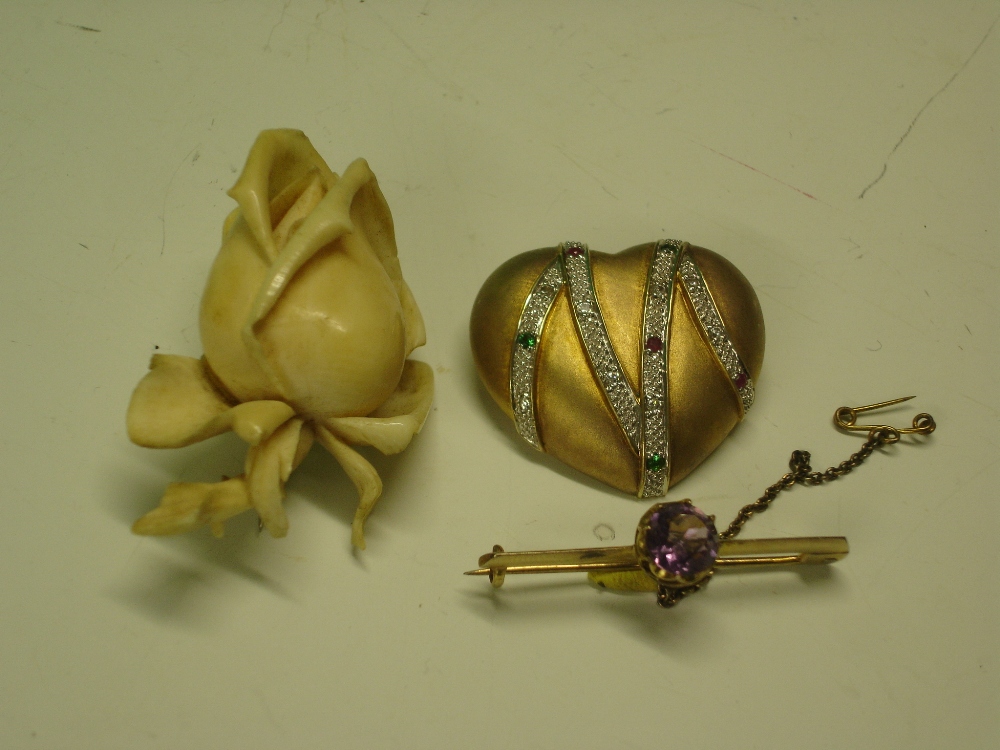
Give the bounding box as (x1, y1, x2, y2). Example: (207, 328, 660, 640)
(470, 240, 764, 498)
(467, 398, 935, 607)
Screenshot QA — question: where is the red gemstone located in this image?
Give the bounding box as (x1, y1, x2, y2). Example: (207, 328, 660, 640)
(735, 372, 748, 389)
(645, 335, 664, 353)
(565, 246, 584, 257)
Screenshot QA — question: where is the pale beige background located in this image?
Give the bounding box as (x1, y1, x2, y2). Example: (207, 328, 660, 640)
(1, 1, 997, 748)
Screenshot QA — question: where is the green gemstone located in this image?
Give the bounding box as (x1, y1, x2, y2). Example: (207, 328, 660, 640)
(645, 453, 666, 472)
(516, 332, 537, 349)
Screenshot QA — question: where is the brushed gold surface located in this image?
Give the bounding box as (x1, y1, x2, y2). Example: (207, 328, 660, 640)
(588, 243, 652, 394)
(469, 242, 765, 496)
(536, 287, 639, 493)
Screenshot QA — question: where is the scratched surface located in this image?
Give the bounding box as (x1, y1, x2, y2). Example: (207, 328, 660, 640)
(0, 2, 996, 748)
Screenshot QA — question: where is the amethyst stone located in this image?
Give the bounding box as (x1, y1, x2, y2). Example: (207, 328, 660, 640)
(565, 246, 584, 257)
(642, 502, 719, 583)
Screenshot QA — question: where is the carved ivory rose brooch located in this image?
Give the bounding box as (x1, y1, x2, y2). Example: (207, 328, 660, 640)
(470, 240, 764, 496)
(127, 130, 433, 548)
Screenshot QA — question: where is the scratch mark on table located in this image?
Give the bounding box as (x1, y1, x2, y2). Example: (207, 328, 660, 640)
(857, 164, 887, 199)
(255, 688, 285, 732)
(859, 15, 998, 199)
(545, 188, 569, 215)
(693, 142, 819, 201)
(56, 21, 101, 33)
(264, 0, 292, 52)
(315, 0, 335, 25)
(113, 242, 135, 273)
(373, 11, 476, 103)
(12, 266, 82, 296)
(160, 145, 199, 256)
(577, 72, 631, 115)
(552, 144, 619, 199)
(756, 288, 821, 326)
(962, 393, 999, 417)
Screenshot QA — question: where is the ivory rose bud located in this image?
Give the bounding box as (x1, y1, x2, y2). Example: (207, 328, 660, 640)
(127, 129, 433, 548)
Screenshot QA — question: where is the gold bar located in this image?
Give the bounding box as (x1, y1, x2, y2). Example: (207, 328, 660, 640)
(475, 546, 636, 570)
(715, 536, 849, 566)
(465, 537, 848, 580)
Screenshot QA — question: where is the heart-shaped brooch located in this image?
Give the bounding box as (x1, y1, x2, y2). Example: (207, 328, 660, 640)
(470, 240, 764, 497)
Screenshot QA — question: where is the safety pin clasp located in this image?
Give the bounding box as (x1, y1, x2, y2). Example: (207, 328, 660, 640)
(834, 396, 936, 443)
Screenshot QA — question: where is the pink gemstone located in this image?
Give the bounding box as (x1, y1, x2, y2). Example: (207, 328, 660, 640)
(645, 335, 664, 353)
(565, 246, 584, 257)
(735, 372, 748, 389)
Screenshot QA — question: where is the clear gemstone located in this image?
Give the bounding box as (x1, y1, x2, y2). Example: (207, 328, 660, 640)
(510, 259, 564, 449)
(679, 255, 754, 412)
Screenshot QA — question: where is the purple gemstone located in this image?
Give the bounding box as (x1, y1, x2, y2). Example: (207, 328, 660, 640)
(645, 335, 664, 353)
(735, 372, 748, 389)
(643, 502, 719, 582)
(565, 246, 584, 257)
